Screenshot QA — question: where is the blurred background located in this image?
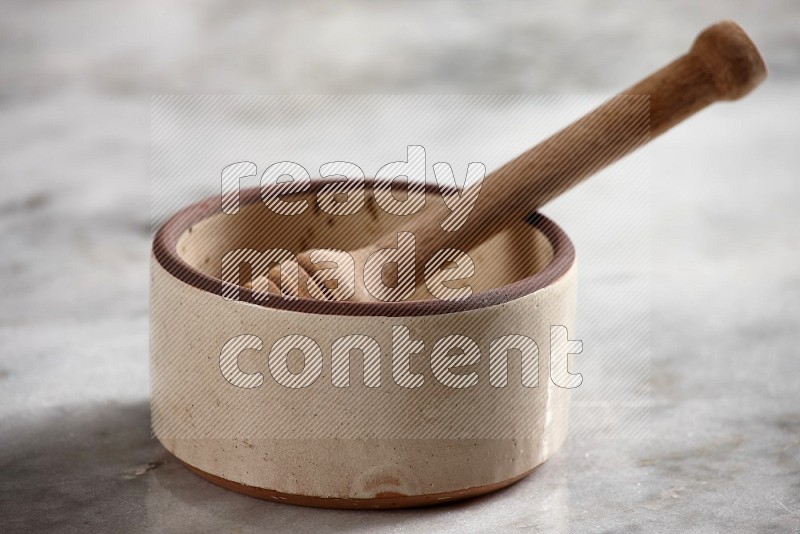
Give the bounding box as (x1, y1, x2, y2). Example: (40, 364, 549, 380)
(1, 1, 798, 532)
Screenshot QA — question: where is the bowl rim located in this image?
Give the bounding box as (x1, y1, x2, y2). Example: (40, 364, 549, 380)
(152, 181, 575, 317)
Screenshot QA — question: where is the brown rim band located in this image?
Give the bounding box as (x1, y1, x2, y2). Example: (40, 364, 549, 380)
(152, 182, 575, 317)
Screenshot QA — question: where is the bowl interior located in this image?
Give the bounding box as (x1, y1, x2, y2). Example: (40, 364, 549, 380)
(174, 188, 556, 301)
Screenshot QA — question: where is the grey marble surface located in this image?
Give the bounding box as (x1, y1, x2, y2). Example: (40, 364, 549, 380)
(1, 1, 799, 532)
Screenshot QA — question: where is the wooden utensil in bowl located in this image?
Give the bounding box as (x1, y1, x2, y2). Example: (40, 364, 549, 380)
(250, 20, 766, 302)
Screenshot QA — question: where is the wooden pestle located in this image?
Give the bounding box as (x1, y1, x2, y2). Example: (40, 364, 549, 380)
(252, 20, 766, 301)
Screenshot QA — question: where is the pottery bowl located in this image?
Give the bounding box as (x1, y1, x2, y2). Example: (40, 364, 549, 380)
(151, 182, 577, 508)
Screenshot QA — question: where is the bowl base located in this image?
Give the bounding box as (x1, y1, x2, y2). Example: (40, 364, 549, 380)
(181, 460, 535, 509)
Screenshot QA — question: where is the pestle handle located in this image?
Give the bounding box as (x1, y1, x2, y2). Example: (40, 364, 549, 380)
(398, 20, 767, 266)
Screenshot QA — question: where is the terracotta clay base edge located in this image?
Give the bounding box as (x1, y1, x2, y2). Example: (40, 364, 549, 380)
(181, 460, 536, 510)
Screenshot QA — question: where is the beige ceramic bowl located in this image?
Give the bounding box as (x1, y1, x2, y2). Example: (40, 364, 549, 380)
(151, 182, 576, 508)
